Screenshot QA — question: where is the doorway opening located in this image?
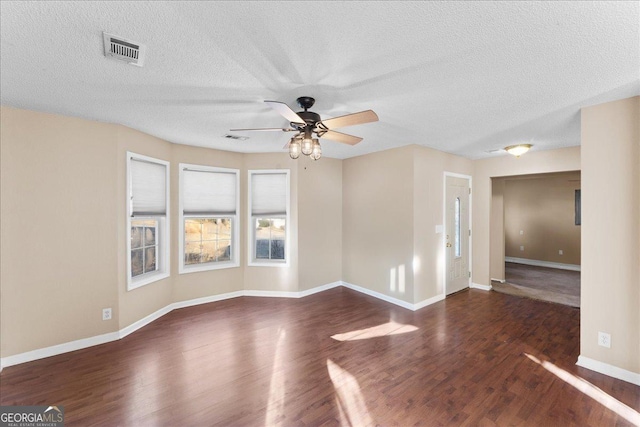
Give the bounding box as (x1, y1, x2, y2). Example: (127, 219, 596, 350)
(491, 171, 581, 307)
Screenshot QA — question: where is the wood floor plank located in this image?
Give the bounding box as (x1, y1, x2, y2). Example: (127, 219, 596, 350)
(1, 288, 638, 426)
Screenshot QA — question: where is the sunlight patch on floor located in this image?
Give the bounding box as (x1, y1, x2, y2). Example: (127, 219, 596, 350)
(265, 328, 287, 426)
(327, 359, 374, 426)
(524, 353, 640, 425)
(331, 321, 418, 342)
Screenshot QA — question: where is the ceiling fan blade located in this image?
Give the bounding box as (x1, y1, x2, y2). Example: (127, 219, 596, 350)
(265, 100, 306, 125)
(229, 127, 297, 132)
(320, 110, 378, 130)
(320, 130, 363, 145)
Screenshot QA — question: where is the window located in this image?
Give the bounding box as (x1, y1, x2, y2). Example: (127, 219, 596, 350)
(179, 164, 239, 273)
(248, 170, 290, 266)
(127, 152, 170, 290)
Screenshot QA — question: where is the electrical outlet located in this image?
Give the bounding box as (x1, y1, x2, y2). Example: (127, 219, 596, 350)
(598, 332, 611, 348)
(559, 250, 563, 255)
(102, 308, 112, 321)
(520, 230, 524, 235)
(520, 245, 524, 251)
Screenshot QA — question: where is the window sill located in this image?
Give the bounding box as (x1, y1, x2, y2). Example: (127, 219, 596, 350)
(127, 271, 170, 291)
(179, 261, 240, 275)
(248, 260, 289, 268)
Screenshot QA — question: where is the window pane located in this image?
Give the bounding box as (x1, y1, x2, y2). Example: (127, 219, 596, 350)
(219, 218, 232, 238)
(200, 241, 216, 263)
(217, 240, 231, 261)
(185, 241, 201, 265)
(185, 219, 202, 242)
(256, 239, 270, 259)
(131, 226, 143, 249)
(202, 218, 218, 240)
(131, 249, 144, 277)
(144, 226, 156, 246)
(271, 239, 285, 260)
(145, 247, 157, 273)
(254, 217, 285, 261)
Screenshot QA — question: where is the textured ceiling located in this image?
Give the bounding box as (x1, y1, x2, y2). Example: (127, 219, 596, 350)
(1, 1, 638, 159)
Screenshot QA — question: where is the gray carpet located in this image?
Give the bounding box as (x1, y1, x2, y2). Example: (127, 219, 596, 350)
(492, 262, 581, 308)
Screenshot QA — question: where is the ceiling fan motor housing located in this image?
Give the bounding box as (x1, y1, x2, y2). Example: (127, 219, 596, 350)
(293, 110, 321, 129)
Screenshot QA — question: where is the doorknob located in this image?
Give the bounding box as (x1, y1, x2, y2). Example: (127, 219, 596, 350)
(446, 243, 452, 247)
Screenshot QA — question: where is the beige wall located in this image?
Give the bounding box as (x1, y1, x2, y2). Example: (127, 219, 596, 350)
(342, 145, 472, 304)
(504, 172, 581, 265)
(342, 146, 415, 302)
(581, 96, 639, 374)
(298, 155, 343, 291)
(0, 107, 342, 358)
(1, 107, 120, 356)
(472, 146, 581, 286)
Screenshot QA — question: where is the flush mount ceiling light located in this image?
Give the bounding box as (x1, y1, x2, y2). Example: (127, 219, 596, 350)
(505, 144, 532, 157)
(231, 96, 378, 161)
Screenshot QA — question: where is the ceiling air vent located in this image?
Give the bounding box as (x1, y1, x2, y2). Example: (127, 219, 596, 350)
(224, 134, 249, 141)
(103, 32, 145, 66)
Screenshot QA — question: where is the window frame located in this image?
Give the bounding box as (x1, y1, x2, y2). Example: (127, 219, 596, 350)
(179, 164, 240, 274)
(126, 152, 170, 291)
(248, 169, 290, 267)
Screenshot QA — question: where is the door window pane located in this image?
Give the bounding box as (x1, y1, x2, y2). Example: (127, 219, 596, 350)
(455, 197, 461, 258)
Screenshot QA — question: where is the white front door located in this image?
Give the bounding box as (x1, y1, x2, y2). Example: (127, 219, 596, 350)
(445, 175, 470, 295)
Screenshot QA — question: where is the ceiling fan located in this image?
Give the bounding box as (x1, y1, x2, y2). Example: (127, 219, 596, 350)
(231, 96, 378, 160)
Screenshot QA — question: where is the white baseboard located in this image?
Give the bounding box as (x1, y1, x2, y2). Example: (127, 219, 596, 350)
(172, 290, 244, 310)
(0, 331, 120, 371)
(341, 281, 446, 311)
(0, 282, 341, 369)
(414, 293, 446, 310)
(298, 281, 342, 298)
(470, 282, 492, 291)
(0, 279, 490, 369)
(118, 304, 174, 340)
(340, 281, 415, 310)
(577, 355, 640, 386)
(505, 257, 581, 272)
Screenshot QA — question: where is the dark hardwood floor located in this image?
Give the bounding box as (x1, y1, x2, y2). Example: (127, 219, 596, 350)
(1, 288, 638, 426)
(506, 262, 580, 296)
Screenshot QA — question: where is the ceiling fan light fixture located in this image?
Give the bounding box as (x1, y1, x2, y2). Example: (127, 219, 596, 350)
(310, 139, 322, 161)
(505, 144, 532, 157)
(289, 136, 301, 159)
(301, 136, 314, 156)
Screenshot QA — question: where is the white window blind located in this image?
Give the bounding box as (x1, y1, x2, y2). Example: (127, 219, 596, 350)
(251, 172, 287, 216)
(131, 158, 167, 216)
(183, 168, 237, 215)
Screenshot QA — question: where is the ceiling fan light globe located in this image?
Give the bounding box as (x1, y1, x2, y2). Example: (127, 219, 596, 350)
(301, 137, 314, 156)
(310, 139, 322, 161)
(289, 138, 301, 159)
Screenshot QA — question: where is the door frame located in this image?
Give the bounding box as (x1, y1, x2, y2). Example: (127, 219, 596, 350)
(443, 172, 473, 296)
